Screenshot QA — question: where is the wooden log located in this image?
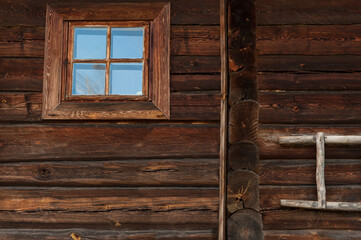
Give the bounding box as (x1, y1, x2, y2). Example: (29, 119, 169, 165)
(258, 55, 361, 72)
(0, 58, 43, 92)
(280, 200, 361, 211)
(171, 26, 220, 56)
(262, 209, 361, 230)
(0, 27, 45, 41)
(279, 135, 361, 146)
(316, 132, 326, 209)
(0, 0, 219, 26)
(0, 159, 218, 187)
(264, 230, 361, 240)
(0, 210, 218, 230)
(258, 72, 361, 91)
(257, 0, 361, 25)
(229, 67, 258, 104)
(0, 229, 217, 240)
(0, 187, 218, 212)
(227, 170, 260, 213)
(228, 141, 259, 172)
(0, 124, 219, 161)
(171, 74, 220, 91)
(227, 209, 263, 239)
(259, 125, 361, 159)
(260, 92, 361, 124)
(171, 56, 221, 74)
(257, 25, 361, 55)
(260, 186, 361, 210)
(229, 100, 259, 144)
(0, 41, 44, 57)
(259, 159, 361, 185)
(0, 93, 42, 121)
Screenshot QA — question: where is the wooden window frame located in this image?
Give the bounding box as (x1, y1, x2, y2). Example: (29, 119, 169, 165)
(43, 2, 170, 120)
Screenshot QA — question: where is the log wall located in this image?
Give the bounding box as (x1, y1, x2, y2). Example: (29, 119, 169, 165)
(257, 0, 361, 239)
(0, 0, 221, 239)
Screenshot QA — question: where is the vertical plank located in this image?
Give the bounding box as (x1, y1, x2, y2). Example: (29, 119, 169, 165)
(316, 132, 326, 209)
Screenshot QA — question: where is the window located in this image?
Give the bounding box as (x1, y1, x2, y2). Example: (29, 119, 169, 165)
(43, 2, 170, 120)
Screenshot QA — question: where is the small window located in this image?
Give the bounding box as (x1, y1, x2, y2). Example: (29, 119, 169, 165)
(66, 23, 149, 100)
(43, 2, 170, 120)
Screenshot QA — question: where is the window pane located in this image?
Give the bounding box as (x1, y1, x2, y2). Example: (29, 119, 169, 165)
(74, 27, 107, 59)
(111, 28, 144, 59)
(110, 63, 143, 95)
(72, 63, 106, 95)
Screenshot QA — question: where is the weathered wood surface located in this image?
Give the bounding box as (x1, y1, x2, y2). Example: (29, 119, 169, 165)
(258, 55, 361, 72)
(0, 92, 220, 121)
(264, 230, 361, 240)
(227, 210, 263, 240)
(171, 56, 221, 74)
(0, 0, 219, 26)
(262, 209, 361, 230)
(257, 0, 361, 25)
(257, 25, 361, 55)
(259, 125, 361, 159)
(0, 159, 218, 187)
(280, 199, 361, 212)
(279, 135, 361, 146)
(259, 160, 361, 185)
(171, 74, 220, 91)
(0, 229, 217, 240)
(258, 72, 361, 91)
(0, 124, 219, 161)
(260, 92, 361, 124)
(0, 210, 218, 230)
(228, 141, 259, 172)
(260, 186, 361, 210)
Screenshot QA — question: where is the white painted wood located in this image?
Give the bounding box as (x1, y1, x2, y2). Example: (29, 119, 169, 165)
(316, 132, 326, 209)
(281, 200, 361, 211)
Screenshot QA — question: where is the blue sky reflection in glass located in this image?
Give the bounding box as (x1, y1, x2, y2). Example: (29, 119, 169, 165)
(110, 63, 143, 95)
(111, 28, 144, 58)
(72, 63, 106, 95)
(74, 27, 107, 59)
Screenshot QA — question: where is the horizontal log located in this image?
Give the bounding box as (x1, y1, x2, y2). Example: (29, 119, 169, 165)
(171, 56, 221, 74)
(0, 123, 219, 161)
(257, 0, 361, 25)
(0, 229, 217, 240)
(171, 75, 220, 91)
(0, 187, 218, 212)
(279, 135, 361, 146)
(0, 159, 219, 187)
(258, 55, 361, 72)
(258, 72, 361, 91)
(264, 230, 361, 240)
(0, 92, 220, 121)
(260, 186, 361, 210)
(257, 25, 361, 55)
(171, 26, 220, 56)
(280, 199, 361, 212)
(259, 125, 361, 159)
(0, 210, 217, 230)
(0, 26, 219, 57)
(262, 209, 361, 230)
(0, 58, 43, 91)
(259, 92, 361, 124)
(259, 160, 361, 185)
(0, 0, 219, 26)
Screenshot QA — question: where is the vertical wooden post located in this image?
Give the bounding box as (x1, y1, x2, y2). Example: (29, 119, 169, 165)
(316, 132, 326, 209)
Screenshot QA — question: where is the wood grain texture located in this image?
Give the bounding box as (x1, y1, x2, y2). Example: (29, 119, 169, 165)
(0, 92, 220, 121)
(0, 124, 219, 161)
(227, 209, 263, 240)
(258, 55, 361, 72)
(0, 229, 217, 240)
(262, 209, 361, 230)
(0, 159, 218, 187)
(257, 0, 361, 25)
(258, 72, 361, 91)
(257, 25, 361, 55)
(259, 160, 361, 185)
(260, 186, 361, 210)
(259, 92, 361, 124)
(0, 0, 219, 26)
(171, 26, 220, 56)
(264, 230, 361, 240)
(171, 56, 221, 74)
(171, 75, 220, 91)
(259, 125, 361, 159)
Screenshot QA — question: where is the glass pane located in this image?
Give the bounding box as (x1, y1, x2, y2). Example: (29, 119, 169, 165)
(111, 28, 144, 59)
(72, 63, 106, 95)
(110, 63, 143, 95)
(74, 27, 107, 59)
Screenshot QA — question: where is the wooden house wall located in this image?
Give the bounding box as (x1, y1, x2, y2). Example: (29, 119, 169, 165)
(0, 0, 221, 239)
(256, 0, 361, 239)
